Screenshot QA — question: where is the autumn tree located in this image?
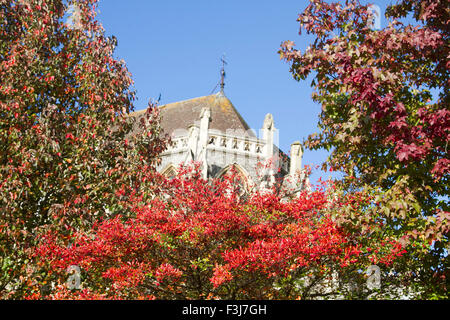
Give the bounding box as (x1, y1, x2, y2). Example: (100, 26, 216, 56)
(280, 0, 449, 298)
(0, 0, 165, 298)
(30, 165, 405, 300)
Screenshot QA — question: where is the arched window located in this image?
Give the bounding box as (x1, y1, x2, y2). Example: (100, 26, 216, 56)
(161, 164, 177, 179)
(216, 164, 251, 199)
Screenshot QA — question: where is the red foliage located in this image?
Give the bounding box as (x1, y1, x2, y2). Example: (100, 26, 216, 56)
(32, 165, 405, 299)
(280, 0, 449, 181)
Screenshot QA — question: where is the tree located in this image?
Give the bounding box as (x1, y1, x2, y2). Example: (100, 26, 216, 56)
(0, 0, 165, 298)
(279, 0, 449, 298)
(31, 165, 405, 300)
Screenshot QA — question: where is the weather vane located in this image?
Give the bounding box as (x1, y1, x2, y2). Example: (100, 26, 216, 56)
(220, 54, 227, 92)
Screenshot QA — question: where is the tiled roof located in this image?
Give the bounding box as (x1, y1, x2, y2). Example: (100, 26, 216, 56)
(128, 92, 256, 137)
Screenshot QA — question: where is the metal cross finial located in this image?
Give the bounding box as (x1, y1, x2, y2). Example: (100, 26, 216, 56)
(220, 54, 227, 92)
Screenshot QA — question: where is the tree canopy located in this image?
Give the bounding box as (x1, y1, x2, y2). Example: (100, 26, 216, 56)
(0, 0, 165, 298)
(280, 0, 449, 298)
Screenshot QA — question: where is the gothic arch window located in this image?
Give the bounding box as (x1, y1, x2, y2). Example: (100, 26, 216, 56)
(216, 164, 252, 199)
(161, 164, 177, 179)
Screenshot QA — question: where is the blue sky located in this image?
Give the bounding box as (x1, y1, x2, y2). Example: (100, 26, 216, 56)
(96, 0, 392, 183)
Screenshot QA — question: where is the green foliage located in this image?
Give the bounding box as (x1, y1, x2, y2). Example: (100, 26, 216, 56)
(0, 0, 165, 298)
(280, 0, 449, 298)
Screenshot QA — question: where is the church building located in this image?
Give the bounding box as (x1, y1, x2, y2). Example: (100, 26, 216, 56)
(128, 68, 308, 195)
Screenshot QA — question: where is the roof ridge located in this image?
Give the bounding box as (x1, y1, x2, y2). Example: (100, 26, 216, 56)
(160, 93, 220, 109)
(213, 93, 253, 133)
(127, 92, 256, 137)
(127, 94, 219, 117)
(126, 108, 147, 117)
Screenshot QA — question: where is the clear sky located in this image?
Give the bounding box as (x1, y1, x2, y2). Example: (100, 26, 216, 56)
(95, 0, 392, 183)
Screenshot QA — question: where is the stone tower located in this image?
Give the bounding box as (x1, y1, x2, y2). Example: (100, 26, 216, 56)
(128, 91, 308, 194)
